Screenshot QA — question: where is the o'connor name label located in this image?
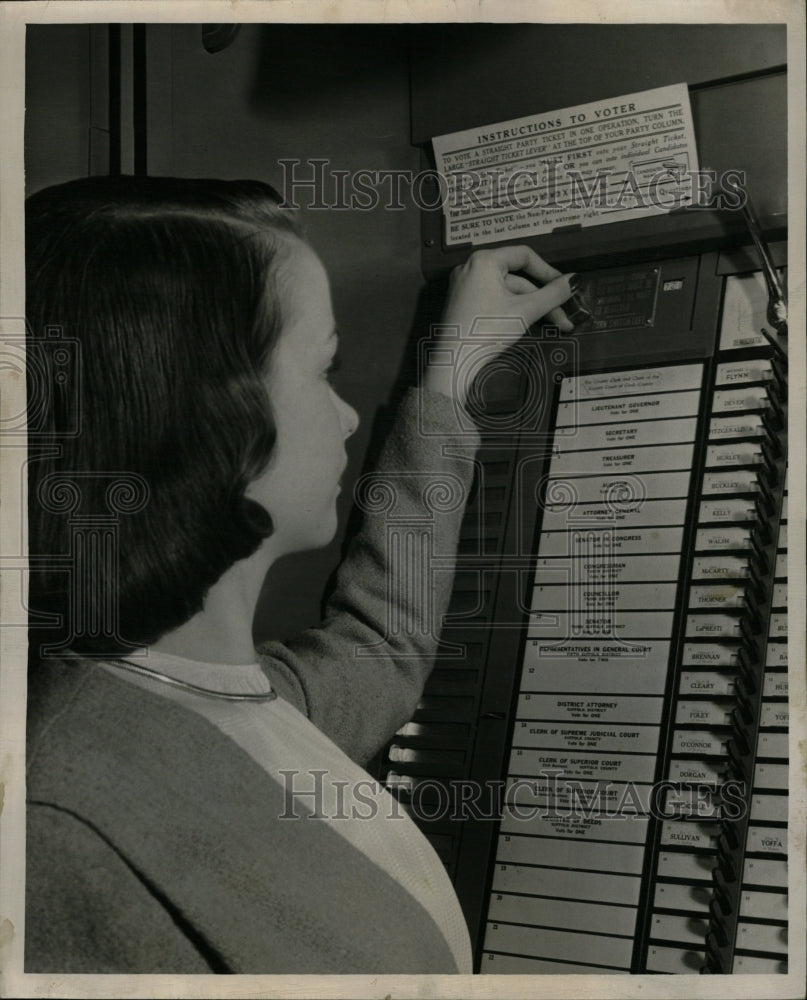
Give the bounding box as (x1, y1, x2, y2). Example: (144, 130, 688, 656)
(432, 83, 699, 247)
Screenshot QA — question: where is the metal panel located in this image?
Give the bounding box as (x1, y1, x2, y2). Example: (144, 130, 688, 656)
(410, 24, 786, 145)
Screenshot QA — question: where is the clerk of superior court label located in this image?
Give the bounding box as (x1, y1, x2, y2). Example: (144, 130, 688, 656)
(432, 83, 699, 247)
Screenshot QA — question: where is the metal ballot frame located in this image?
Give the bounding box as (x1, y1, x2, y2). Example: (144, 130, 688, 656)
(383, 25, 790, 974)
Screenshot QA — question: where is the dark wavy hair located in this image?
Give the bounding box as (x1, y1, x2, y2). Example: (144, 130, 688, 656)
(26, 175, 301, 657)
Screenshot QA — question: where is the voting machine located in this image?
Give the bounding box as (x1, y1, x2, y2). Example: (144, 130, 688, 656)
(382, 26, 792, 975)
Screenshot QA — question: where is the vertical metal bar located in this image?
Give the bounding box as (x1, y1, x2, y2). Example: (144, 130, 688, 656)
(88, 25, 110, 175)
(108, 24, 121, 174)
(118, 25, 135, 173)
(132, 24, 147, 174)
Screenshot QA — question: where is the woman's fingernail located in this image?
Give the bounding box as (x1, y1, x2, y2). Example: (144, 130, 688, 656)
(566, 301, 592, 325)
(565, 276, 592, 324)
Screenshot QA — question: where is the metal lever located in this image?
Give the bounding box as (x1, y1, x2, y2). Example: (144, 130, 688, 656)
(741, 197, 787, 356)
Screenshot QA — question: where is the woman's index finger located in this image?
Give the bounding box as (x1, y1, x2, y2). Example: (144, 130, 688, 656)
(491, 244, 563, 283)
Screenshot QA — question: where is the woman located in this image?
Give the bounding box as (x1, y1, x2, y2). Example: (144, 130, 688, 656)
(24, 176, 575, 973)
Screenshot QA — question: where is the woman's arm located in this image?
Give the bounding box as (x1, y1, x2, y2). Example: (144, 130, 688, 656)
(256, 385, 478, 763)
(257, 248, 574, 764)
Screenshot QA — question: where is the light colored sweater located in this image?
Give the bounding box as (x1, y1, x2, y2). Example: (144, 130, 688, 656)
(26, 388, 480, 973)
(98, 649, 472, 971)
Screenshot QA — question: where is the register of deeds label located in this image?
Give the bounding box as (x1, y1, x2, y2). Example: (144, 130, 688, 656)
(506, 776, 653, 814)
(432, 83, 699, 247)
(555, 390, 700, 427)
(500, 805, 650, 844)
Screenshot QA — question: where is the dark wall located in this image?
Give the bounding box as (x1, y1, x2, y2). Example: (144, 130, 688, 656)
(25, 23, 427, 643)
(142, 25, 424, 642)
(25, 26, 93, 193)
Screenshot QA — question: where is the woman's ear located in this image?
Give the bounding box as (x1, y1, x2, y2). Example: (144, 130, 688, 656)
(238, 495, 274, 537)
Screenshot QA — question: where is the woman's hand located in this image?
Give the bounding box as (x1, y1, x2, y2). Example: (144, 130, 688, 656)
(423, 246, 577, 408)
